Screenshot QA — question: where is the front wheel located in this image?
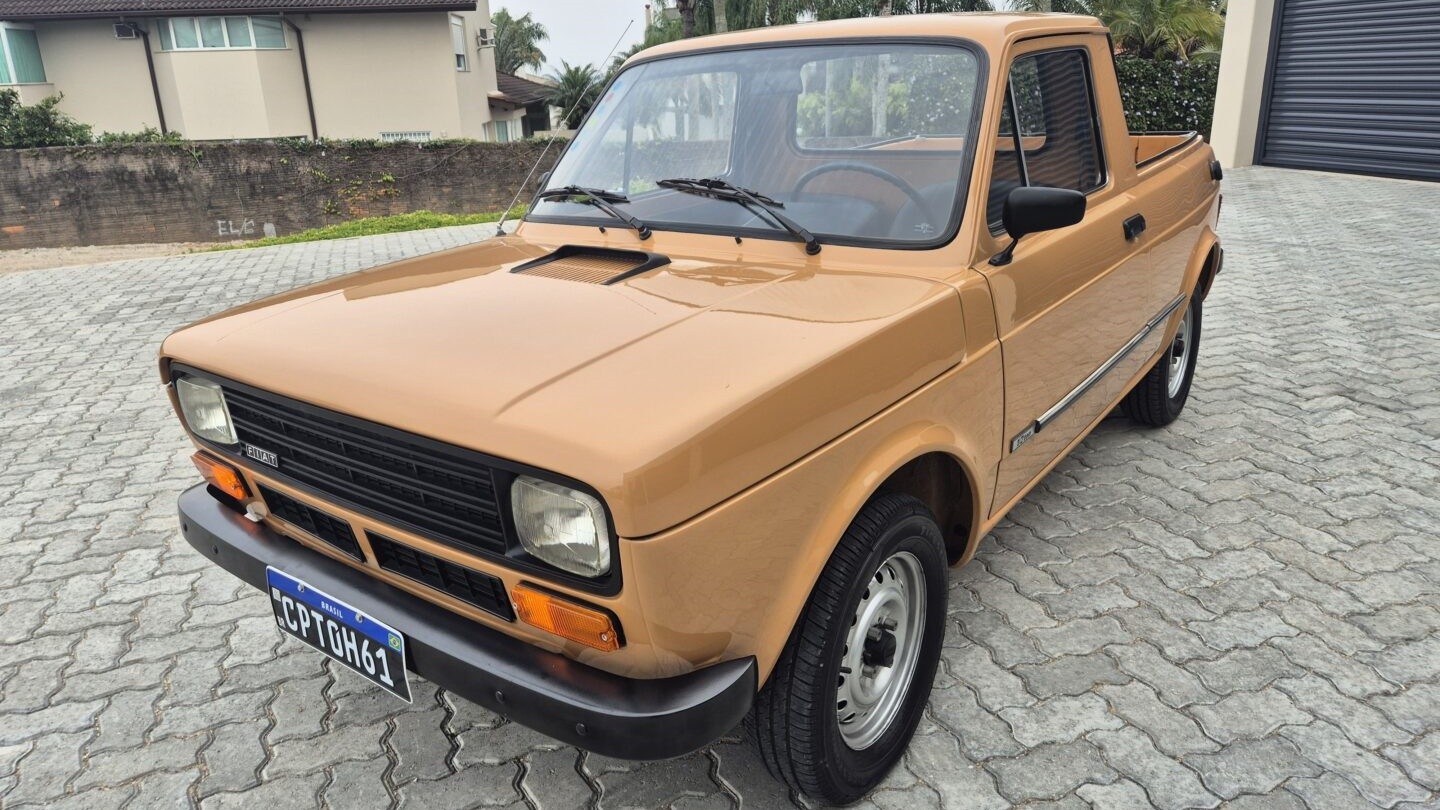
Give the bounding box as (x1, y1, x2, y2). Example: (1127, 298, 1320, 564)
(750, 494, 948, 805)
(1122, 292, 1202, 426)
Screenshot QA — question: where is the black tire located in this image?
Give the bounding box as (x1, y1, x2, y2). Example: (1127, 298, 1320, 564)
(750, 494, 948, 806)
(1121, 292, 1202, 427)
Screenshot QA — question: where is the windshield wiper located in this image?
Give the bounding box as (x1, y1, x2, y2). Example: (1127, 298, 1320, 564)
(657, 178, 820, 255)
(535, 185, 652, 240)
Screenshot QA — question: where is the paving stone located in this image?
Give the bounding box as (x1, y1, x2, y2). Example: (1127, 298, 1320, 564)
(76, 735, 204, 792)
(1106, 642, 1215, 708)
(927, 683, 1025, 761)
(198, 719, 269, 796)
(1359, 636, 1440, 686)
(1088, 727, 1218, 810)
(940, 644, 1035, 711)
(1350, 604, 1440, 643)
(3, 731, 91, 806)
(1272, 636, 1399, 699)
(1383, 732, 1440, 791)
(905, 731, 1007, 810)
(1188, 646, 1302, 695)
(953, 610, 1048, 668)
(1374, 683, 1440, 736)
(1030, 616, 1130, 657)
(1098, 682, 1219, 756)
(986, 741, 1117, 802)
(1037, 583, 1137, 619)
(1184, 737, 1321, 800)
(1075, 779, 1153, 810)
(1012, 652, 1130, 699)
(1284, 772, 1379, 810)
(1187, 688, 1312, 743)
(1188, 608, 1299, 651)
(1000, 693, 1124, 746)
(1281, 720, 1430, 807)
(1275, 673, 1413, 749)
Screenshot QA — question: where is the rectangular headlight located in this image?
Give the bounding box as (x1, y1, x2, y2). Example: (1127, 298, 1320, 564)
(175, 376, 238, 446)
(511, 476, 610, 578)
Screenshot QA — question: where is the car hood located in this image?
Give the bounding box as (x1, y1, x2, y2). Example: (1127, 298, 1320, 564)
(162, 236, 965, 537)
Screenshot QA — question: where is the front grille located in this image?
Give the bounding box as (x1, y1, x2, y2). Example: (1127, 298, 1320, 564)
(369, 533, 514, 620)
(259, 484, 364, 560)
(221, 385, 508, 556)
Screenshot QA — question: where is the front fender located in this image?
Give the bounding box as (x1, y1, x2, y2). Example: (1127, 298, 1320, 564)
(622, 345, 1003, 684)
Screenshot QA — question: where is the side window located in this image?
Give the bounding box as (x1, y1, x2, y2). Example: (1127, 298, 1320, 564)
(987, 48, 1104, 233)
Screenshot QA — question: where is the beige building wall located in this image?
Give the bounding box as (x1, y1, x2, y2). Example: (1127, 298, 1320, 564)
(15, 6, 501, 142)
(301, 11, 493, 140)
(153, 47, 311, 139)
(1210, 0, 1278, 169)
(32, 20, 161, 134)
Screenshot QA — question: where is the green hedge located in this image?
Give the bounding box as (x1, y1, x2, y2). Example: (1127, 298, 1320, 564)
(1114, 58, 1219, 138)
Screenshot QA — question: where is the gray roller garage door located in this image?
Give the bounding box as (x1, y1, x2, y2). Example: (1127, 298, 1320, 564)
(1258, 0, 1440, 181)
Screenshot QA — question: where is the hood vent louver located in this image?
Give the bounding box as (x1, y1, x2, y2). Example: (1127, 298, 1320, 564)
(510, 246, 670, 285)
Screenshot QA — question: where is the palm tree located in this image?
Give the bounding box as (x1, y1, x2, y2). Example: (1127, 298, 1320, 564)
(492, 8, 549, 75)
(546, 62, 603, 129)
(1013, 0, 1223, 60)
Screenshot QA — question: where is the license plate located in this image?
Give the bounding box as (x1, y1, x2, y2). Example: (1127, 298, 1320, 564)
(266, 567, 411, 702)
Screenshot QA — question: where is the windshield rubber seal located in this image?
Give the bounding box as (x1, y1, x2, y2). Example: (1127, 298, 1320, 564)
(522, 35, 990, 253)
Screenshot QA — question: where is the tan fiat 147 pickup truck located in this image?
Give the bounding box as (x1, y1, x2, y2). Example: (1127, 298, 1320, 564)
(163, 13, 1222, 805)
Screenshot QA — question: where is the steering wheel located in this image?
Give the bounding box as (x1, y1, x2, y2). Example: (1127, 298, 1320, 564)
(793, 162, 937, 230)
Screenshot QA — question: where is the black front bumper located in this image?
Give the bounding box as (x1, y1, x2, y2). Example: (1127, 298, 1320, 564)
(177, 485, 756, 760)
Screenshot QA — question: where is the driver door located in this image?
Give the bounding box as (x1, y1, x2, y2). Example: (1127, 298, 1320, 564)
(983, 40, 1159, 512)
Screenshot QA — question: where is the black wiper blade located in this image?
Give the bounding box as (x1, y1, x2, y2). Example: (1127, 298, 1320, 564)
(535, 185, 652, 239)
(658, 178, 820, 255)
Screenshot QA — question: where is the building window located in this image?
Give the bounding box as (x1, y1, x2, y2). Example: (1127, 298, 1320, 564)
(156, 16, 286, 51)
(0, 24, 47, 84)
(490, 119, 517, 143)
(451, 15, 468, 71)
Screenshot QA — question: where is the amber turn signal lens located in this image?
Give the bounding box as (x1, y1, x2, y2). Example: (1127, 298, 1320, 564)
(511, 583, 621, 652)
(192, 452, 248, 501)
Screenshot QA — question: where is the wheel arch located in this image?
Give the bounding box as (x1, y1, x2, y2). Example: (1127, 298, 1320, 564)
(1185, 228, 1223, 302)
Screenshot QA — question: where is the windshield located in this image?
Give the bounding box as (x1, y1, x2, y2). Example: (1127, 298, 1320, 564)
(529, 41, 984, 248)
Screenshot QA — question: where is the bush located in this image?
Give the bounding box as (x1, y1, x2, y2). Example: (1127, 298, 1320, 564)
(1114, 57, 1219, 138)
(95, 126, 186, 145)
(0, 89, 93, 148)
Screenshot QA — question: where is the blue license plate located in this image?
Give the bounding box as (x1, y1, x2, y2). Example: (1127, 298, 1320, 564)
(266, 567, 411, 702)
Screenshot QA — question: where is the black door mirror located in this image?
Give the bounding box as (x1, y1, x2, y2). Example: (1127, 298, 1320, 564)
(990, 186, 1087, 266)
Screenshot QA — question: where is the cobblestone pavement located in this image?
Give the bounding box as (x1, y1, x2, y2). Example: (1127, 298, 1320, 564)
(2, 167, 1438, 809)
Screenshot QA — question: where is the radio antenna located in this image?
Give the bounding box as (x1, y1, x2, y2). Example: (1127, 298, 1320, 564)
(494, 19, 636, 238)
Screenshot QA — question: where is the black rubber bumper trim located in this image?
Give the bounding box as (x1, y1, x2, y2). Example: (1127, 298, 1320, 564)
(177, 485, 756, 760)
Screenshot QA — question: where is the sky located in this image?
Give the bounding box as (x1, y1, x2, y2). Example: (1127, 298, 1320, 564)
(494, 0, 650, 75)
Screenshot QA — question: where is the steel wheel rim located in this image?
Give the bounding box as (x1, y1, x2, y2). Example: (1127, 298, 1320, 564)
(836, 550, 926, 750)
(1167, 306, 1192, 399)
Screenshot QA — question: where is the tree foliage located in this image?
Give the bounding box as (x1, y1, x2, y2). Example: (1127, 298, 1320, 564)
(1014, 0, 1224, 60)
(0, 90, 93, 148)
(545, 61, 603, 128)
(492, 7, 549, 75)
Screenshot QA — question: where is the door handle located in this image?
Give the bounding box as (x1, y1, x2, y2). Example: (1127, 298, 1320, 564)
(1123, 214, 1147, 241)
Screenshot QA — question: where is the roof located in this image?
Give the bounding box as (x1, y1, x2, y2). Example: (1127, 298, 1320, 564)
(632, 12, 1104, 65)
(490, 73, 552, 107)
(0, 0, 472, 19)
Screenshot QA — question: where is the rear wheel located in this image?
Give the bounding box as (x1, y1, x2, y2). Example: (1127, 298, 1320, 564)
(1122, 293, 1201, 426)
(751, 494, 948, 805)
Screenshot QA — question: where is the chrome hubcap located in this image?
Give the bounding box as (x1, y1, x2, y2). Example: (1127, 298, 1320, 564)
(1167, 307, 1192, 399)
(837, 551, 926, 750)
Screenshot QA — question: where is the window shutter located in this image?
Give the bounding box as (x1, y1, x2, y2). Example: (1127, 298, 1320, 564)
(5, 29, 46, 83)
